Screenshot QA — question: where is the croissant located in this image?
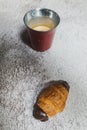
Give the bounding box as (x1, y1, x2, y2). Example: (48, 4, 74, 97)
(33, 80, 70, 121)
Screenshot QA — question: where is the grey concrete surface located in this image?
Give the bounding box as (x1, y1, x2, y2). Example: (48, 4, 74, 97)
(0, 0, 87, 130)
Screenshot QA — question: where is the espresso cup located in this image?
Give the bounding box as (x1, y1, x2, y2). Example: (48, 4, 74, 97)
(23, 8, 60, 51)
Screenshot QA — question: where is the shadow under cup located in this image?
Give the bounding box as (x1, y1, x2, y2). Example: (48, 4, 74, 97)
(23, 8, 60, 51)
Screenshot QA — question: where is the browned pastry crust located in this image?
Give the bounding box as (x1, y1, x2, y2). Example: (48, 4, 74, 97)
(33, 80, 70, 121)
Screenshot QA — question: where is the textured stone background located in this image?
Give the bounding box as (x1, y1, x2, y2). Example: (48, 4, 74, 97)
(0, 0, 87, 130)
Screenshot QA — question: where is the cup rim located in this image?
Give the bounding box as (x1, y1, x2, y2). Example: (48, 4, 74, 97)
(23, 8, 60, 32)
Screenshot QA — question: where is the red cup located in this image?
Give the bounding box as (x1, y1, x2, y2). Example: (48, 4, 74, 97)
(23, 8, 60, 52)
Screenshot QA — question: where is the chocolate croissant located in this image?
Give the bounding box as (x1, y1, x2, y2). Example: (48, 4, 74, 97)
(33, 80, 70, 121)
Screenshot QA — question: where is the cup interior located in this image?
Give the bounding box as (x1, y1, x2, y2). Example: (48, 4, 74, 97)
(24, 8, 60, 31)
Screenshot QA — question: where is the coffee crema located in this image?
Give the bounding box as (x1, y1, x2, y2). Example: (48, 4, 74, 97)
(27, 17, 56, 32)
(32, 25, 50, 31)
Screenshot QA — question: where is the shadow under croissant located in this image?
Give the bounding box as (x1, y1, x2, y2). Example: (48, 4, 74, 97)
(33, 80, 70, 121)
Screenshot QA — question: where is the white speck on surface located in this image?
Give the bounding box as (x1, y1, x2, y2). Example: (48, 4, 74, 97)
(0, 0, 87, 130)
